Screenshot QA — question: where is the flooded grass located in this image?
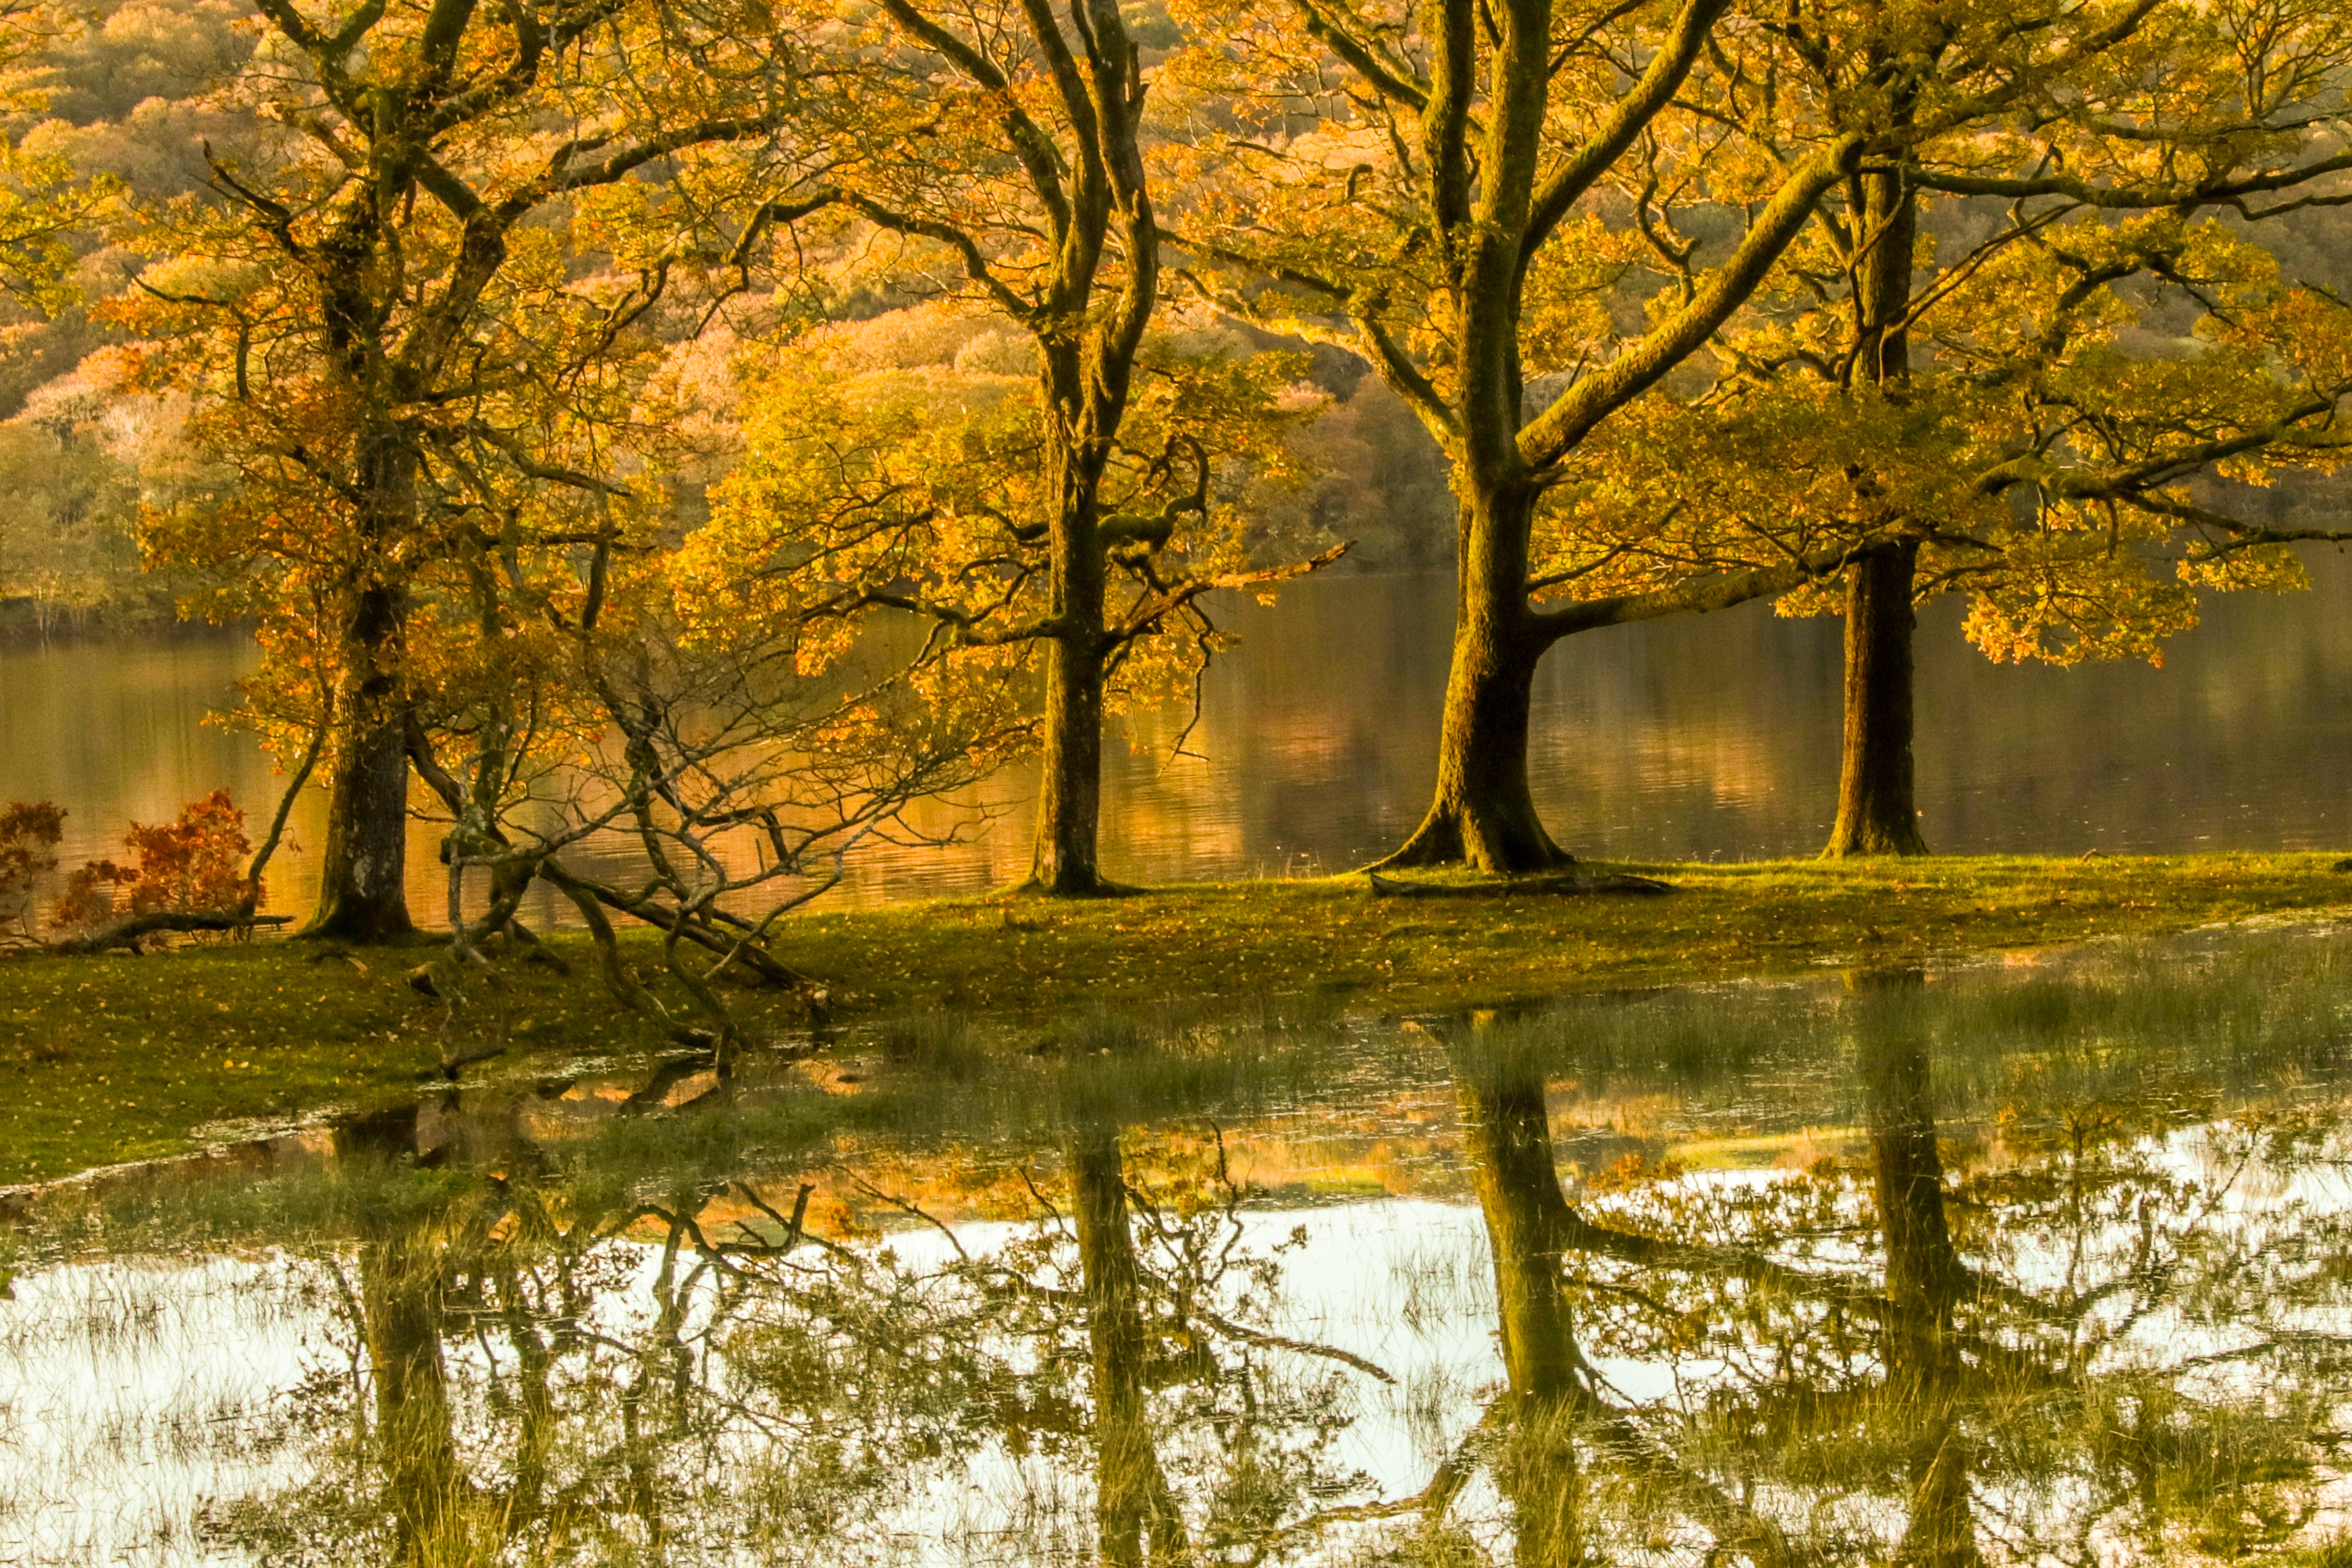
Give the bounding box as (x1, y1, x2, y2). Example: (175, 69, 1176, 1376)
(0, 853, 2347, 1187)
(3, 923, 2352, 1563)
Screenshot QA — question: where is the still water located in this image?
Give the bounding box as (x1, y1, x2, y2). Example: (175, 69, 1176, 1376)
(3, 925, 2350, 1563)
(5, 558, 2352, 921)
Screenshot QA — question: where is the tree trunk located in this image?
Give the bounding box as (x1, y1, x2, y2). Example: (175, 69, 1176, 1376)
(1030, 625, 1112, 894)
(1379, 492, 1572, 873)
(1027, 381, 1120, 896)
(304, 431, 419, 942)
(304, 582, 417, 940)
(1825, 167, 1927, 860)
(1824, 539, 1927, 858)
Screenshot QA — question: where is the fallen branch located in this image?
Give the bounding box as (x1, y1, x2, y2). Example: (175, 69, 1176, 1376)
(551, 867, 813, 992)
(1365, 869, 1674, 899)
(44, 907, 293, 956)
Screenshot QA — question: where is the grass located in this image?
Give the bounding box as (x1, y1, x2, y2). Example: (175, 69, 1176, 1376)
(0, 850, 2347, 1188)
(776, 852, 2352, 1014)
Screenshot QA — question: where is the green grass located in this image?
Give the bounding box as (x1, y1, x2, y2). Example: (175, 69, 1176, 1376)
(775, 852, 2352, 1014)
(1, 851, 2347, 1187)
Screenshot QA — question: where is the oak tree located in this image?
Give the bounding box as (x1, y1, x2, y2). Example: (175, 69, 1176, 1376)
(1170, 0, 2184, 872)
(736, 0, 1341, 896)
(116, 0, 821, 940)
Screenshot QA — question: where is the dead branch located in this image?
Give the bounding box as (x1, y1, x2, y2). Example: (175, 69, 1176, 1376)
(41, 907, 293, 956)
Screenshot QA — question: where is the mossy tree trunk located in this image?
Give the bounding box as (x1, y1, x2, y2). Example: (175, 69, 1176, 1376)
(1383, 487, 1573, 872)
(298, 184, 430, 940)
(1824, 163, 1929, 860)
(305, 439, 419, 942)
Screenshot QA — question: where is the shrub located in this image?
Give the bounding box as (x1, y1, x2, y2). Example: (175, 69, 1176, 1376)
(51, 790, 255, 931)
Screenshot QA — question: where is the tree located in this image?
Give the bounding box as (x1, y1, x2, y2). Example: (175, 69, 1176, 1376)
(408, 523, 1026, 1060)
(1171, 0, 2189, 873)
(115, 0, 821, 940)
(1692, 1, 2352, 857)
(729, 0, 1341, 896)
(1545, 218, 2352, 858)
(691, 299, 1334, 899)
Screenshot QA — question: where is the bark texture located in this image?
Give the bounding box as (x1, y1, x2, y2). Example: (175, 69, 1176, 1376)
(306, 656, 416, 941)
(1028, 427, 1119, 894)
(1825, 538, 1929, 858)
(1823, 163, 1929, 860)
(1380, 492, 1571, 873)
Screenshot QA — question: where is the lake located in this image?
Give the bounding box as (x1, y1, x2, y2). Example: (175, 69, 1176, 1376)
(6, 557, 2352, 924)
(3, 923, 2349, 1563)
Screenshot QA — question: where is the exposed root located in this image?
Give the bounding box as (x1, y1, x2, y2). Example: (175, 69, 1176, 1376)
(1365, 869, 1672, 899)
(1013, 871, 1143, 898)
(1368, 805, 1575, 875)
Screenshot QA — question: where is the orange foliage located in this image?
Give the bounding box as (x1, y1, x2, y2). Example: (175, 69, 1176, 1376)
(50, 789, 255, 930)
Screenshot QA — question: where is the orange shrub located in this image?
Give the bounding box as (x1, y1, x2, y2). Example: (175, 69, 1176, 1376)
(51, 790, 256, 930)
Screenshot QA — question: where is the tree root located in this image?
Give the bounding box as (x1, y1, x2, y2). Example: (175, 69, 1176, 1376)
(1364, 869, 1673, 899)
(1366, 811, 1576, 875)
(1012, 870, 1144, 898)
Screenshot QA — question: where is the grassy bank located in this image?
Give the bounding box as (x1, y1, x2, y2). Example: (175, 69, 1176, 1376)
(1, 852, 2347, 1187)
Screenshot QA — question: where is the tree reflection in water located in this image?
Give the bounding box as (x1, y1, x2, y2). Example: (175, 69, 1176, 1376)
(51, 986, 2351, 1566)
(1434, 981, 2352, 1568)
(200, 1093, 1379, 1563)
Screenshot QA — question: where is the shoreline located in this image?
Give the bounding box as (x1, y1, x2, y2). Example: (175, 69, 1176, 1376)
(1, 851, 2347, 1187)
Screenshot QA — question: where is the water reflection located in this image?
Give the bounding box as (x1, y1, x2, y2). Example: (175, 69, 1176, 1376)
(9, 557, 2352, 925)
(6, 931, 2352, 1562)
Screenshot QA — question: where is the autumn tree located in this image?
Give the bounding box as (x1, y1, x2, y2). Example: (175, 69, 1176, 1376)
(690, 299, 1333, 900)
(1687, 1, 2352, 857)
(0, 0, 102, 313)
(720, 0, 1341, 897)
(115, 0, 824, 941)
(1169, 0, 2186, 873)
